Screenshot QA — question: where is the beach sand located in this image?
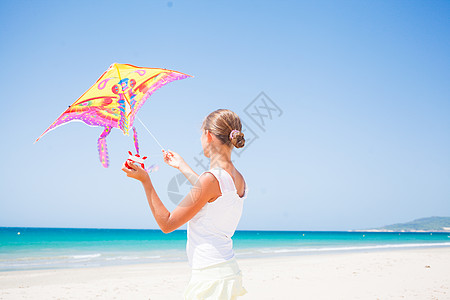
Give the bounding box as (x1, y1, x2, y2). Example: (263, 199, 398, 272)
(1, 247, 449, 299)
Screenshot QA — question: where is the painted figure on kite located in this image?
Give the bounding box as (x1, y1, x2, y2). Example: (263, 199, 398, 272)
(35, 63, 191, 168)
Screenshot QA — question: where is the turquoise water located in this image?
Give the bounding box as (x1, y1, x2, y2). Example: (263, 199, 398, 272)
(1, 227, 449, 271)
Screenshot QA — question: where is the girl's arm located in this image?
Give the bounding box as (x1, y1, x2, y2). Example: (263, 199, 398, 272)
(122, 162, 219, 234)
(163, 150, 199, 185)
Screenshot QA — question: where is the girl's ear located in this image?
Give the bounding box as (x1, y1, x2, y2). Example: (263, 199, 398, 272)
(206, 130, 213, 142)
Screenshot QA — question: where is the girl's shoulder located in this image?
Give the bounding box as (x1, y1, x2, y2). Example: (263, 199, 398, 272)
(206, 167, 246, 198)
(232, 169, 246, 198)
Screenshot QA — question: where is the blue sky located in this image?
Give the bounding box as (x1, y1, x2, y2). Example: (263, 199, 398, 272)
(0, 0, 449, 231)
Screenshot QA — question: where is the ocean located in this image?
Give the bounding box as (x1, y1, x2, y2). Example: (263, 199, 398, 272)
(1, 227, 449, 272)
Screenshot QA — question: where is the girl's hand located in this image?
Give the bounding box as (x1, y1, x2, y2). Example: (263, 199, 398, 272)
(121, 161, 150, 183)
(163, 150, 185, 169)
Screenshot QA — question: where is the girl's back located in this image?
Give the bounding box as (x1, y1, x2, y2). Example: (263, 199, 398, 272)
(187, 166, 247, 269)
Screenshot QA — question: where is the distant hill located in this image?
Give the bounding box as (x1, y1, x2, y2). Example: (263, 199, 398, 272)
(357, 216, 450, 232)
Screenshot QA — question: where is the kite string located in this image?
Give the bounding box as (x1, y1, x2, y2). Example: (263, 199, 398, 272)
(136, 116, 165, 151)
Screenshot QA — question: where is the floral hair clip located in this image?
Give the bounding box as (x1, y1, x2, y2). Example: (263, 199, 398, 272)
(229, 129, 239, 141)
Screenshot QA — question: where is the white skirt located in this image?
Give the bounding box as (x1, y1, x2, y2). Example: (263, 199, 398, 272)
(183, 257, 248, 300)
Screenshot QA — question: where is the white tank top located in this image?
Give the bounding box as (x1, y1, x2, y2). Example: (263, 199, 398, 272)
(186, 167, 248, 269)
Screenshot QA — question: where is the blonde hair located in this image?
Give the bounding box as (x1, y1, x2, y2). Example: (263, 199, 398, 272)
(202, 109, 245, 148)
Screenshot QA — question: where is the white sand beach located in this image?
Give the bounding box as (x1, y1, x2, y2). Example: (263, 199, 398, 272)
(1, 247, 449, 299)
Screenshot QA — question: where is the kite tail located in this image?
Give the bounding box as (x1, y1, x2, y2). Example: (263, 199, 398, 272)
(133, 127, 140, 155)
(98, 126, 112, 168)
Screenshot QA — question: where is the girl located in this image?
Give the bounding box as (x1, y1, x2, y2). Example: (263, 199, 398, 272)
(122, 109, 248, 300)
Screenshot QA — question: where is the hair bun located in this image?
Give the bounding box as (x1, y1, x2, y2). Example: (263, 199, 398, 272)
(230, 130, 245, 148)
(202, 109, 245, 148)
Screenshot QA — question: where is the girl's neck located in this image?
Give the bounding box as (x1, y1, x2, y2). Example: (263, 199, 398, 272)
(209, 147, 233, 170)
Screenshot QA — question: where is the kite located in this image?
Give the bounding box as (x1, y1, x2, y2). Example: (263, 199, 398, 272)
(35, 63, 191, 168)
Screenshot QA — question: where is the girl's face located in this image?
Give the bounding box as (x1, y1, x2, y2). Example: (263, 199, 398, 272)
(201, 129, 210, 158)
